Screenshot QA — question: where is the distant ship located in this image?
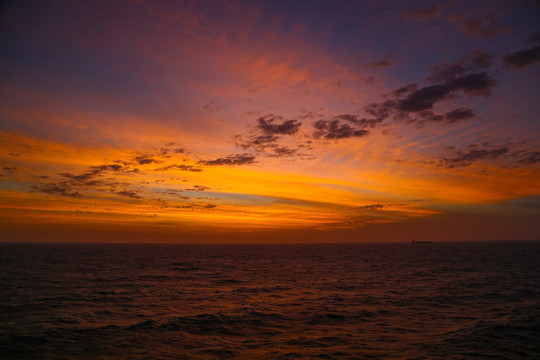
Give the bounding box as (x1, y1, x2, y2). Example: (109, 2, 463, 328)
(412, 239, 432, 244)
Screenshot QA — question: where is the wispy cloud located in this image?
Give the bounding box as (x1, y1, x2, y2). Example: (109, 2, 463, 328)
(199, 153, 256, 166)
(438, 147, 510, 168)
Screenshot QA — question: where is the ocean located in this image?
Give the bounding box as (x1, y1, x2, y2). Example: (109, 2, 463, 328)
(1, 241, 539, 359)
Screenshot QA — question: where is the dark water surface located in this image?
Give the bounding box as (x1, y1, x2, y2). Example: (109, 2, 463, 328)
(1, 241, 539, 359)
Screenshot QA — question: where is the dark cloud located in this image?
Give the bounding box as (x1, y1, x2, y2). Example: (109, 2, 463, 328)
(166, 202, 217, 210)
(271, 146, 298, 157)
(59, 171, 103, 186)
(134, 155, 160, 165)
(58, 163, 125, 186)
(199, 153, 256, 166)
(313, 119, 369, 140)
(30, 162, 137, 198)
(514, 150, 540, 165)
(155, 164, 202, 172)
(411, 108, 476, 124)
(427, 51, 495, 83)
(307, 113, 384, 141)
(397, 85, 450, 112)
(256, 115, 301, 135)
(357, 204, 385, 211)
(117, 190, 142, 199)
(90, 164, 123, 172)
(334, 114, 382, 128)
(438, 147, 510, 168)
(236, 54, 493, 153)
(438, 144, 540, 169)
(235, 114, 305, 156)
(364, 51, 496, 125)
(236, 134, 280, 151)
(448, 72, 497, 97)
(503, 46, 540, 69)
(186, 185, 210, 192)
(443, 108, 476, 123)
(31, 182, 83, 198)
(458, 13, 511, 39)
(159, 188, 190, 199)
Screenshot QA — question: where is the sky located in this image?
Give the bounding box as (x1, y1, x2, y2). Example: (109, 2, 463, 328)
(1, 0, 539, 243)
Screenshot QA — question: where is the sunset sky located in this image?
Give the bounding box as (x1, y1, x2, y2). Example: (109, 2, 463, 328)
(1, 0, 539, 242)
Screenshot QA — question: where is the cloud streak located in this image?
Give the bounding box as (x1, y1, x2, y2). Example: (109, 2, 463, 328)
(199, 154, 256, 166)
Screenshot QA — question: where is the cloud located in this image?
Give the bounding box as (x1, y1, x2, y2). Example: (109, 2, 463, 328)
(442, 108, 476, 123)
(28, 162, 138, 198)
(57, 163, 125, 186)
(31, 182, 83, 198)
(134, 154, 160, 165)
(199, 153, 256, 166)
(117, 190, 142, 199)
(165, 202, 217, 210)
(155, 164, 202, 172)
(503, 46, 540, 69)
(514, 150, 540, 165)
(363, 51, 495, 124)
(235, 134, 280, 151)
(438, 147, 510, 168)
(312, 119, 369, 140)
(270, 146, 298, 157)
(186, 185, 210, 192)
(427, 51, 495, 83)
(396, 85, 451, 112)
(397, 71, 495, 112)
(256, 115, 302, 135)
(304, 114, 380, 141)
(357, 204, 385, 211)
(438, 144, 540, 169)
(90, 164, 123, 172)
(234, 114, 307, 157)
(59, 171, 104, 186)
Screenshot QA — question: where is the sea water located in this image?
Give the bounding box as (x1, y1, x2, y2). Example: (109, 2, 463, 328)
(1, 241, 539, 359)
